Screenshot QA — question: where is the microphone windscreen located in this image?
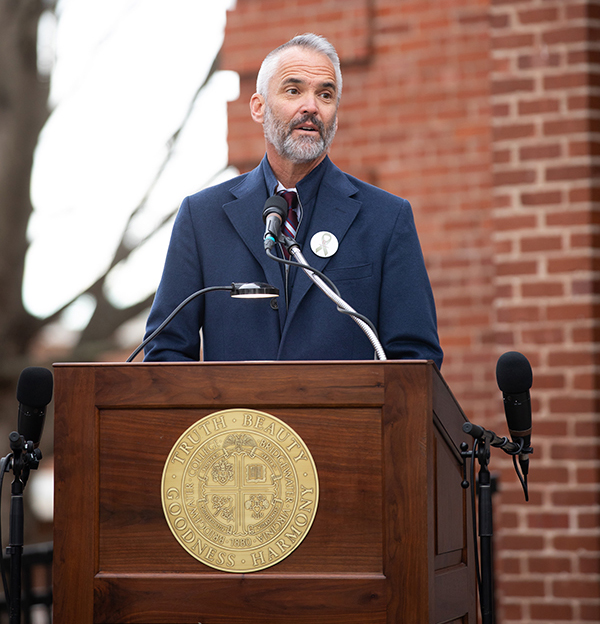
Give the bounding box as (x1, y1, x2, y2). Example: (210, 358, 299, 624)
(262, 195, 288, 222)
(16, 367, 53, 407)
(496, 352, 532, 394)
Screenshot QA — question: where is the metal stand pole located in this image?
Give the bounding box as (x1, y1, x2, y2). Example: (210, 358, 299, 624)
(2, 432, 41, 624)
(7, 432, 26, 624)
(8, 482, 23, 624)
(476, 442, 494, 624)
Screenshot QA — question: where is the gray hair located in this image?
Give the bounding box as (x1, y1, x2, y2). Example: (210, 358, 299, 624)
(256, 33, 343, 103)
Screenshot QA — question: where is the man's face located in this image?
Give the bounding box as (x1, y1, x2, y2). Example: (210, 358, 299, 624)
(261, 47, 339, 164)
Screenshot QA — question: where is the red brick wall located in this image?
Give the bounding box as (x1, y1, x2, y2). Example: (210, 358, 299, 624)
(221, 1, 600, 621)
(490, 2, 600, 622)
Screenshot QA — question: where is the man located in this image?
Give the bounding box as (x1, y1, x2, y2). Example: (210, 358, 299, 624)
(143, 34, 443, 367)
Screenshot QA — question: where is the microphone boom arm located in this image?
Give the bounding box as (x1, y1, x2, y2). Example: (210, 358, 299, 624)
(463, 422, 525, 456)
(286, 243, 387, 361)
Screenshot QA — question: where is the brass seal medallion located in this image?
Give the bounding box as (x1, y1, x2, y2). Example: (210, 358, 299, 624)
(161, 409, 319, 573)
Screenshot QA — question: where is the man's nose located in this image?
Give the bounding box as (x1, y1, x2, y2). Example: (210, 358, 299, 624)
(300, 92, 319, 115)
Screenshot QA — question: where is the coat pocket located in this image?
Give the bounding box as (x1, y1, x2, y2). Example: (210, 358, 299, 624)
(324, 262, 372, 281)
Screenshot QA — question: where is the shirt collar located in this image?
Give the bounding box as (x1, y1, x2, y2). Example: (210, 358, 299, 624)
(261, 155, 331, 205)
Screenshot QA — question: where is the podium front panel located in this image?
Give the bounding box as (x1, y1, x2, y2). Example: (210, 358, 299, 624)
(53, 361, 475, 624)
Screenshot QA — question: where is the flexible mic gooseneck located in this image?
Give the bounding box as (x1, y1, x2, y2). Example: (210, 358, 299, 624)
(261, 194, 387, 360)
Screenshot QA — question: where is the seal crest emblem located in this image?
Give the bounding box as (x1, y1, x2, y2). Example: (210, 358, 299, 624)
(161, 409, 319, 573)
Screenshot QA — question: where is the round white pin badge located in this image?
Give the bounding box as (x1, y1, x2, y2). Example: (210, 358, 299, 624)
(310, 231, 339, 258)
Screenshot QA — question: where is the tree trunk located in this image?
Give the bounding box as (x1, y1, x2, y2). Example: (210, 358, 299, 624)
(0, 0, 49, 380)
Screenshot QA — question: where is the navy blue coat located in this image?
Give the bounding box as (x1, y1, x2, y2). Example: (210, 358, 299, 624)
(144, 157, 443, 367)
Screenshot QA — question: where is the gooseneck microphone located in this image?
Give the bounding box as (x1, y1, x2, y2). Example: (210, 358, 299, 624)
(16, 367, 53, 448)
(496, 351, 533, 473)
(261, 194, 387, 360)
(262, 195, 288, 251)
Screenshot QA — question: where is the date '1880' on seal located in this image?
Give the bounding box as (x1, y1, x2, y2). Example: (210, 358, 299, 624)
(161, 409, 319, 573)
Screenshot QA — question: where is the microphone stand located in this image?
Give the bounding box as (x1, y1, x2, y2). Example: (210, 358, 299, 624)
(1, 433, 42, 624)
(273, 237, 387, 360)
(460, 422, 531, 624)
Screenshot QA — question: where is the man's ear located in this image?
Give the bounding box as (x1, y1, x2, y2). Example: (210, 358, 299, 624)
(250, 93, 265, 124)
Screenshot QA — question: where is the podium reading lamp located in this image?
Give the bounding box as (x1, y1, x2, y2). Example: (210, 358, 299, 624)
(127, 282, 279, 362)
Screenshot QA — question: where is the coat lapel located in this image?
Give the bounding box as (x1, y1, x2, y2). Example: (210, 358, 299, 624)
(222, 164, 287, 328)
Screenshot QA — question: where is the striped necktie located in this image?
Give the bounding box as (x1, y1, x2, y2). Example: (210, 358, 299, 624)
(279, 190, 299, 257)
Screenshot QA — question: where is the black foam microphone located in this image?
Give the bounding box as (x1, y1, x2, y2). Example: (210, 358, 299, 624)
(16, 367, 53, 448)
(262, 195, 288, 251)
(496, 351, 533, 470)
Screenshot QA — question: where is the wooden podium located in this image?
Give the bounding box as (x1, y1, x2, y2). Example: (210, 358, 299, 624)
(53, 361, 476, 623)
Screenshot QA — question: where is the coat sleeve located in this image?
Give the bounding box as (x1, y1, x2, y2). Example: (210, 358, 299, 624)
(143, 197, 204, 361)
(378, 199, 443, 368)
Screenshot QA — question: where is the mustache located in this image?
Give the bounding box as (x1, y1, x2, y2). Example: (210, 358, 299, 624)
(288, 114, 325, 135)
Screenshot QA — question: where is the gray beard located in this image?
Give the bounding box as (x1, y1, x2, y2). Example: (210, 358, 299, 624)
(263, 105, 337, 164)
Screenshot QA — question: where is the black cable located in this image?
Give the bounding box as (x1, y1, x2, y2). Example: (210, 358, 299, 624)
(512, 454, 529, 502)
(334, 306, 380, 336)
(127, 285, 232, 361)
(470, 440, 482, 595)
(266, 248, 381, 338)
(497, 436, 529, 501)
(266, 247, 341, 296)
